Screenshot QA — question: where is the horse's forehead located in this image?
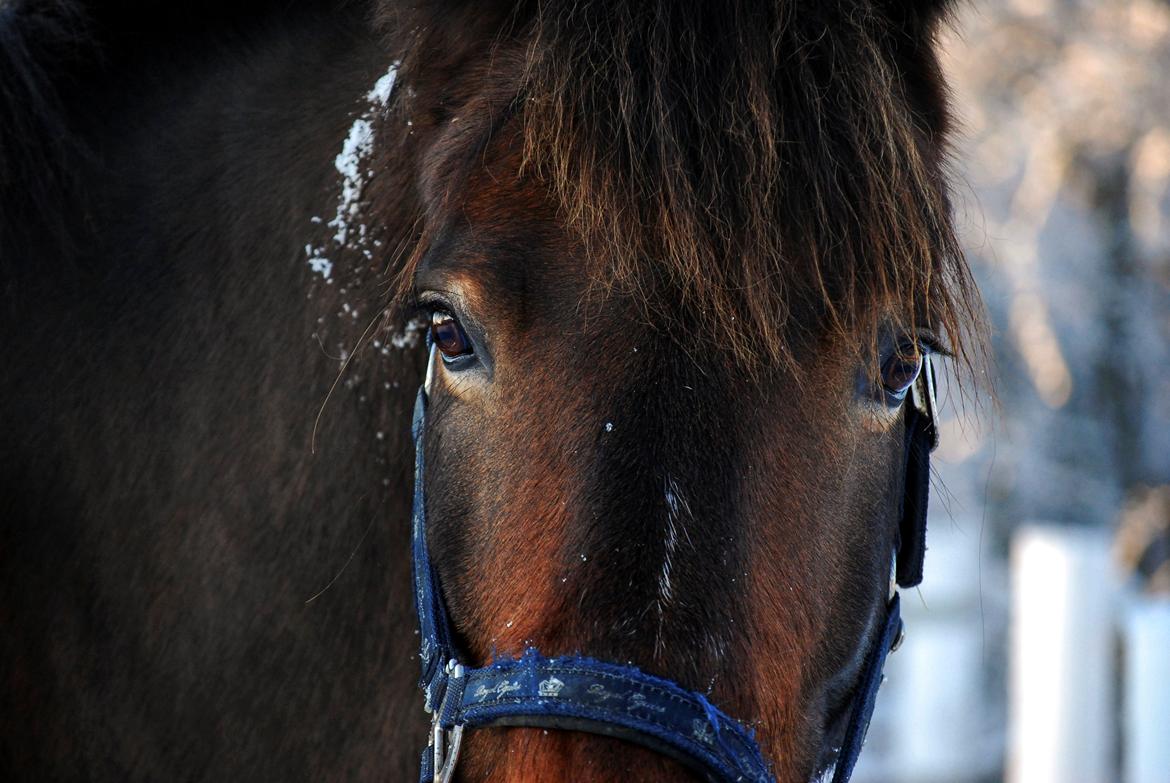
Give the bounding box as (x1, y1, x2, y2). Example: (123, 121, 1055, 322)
(411, 57, 528, 213)
(416, 112, 497, 216)
(409, 88, 805, 357)
(415, 117, 594, 296)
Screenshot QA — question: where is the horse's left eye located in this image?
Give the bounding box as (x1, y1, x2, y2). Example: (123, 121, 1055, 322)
(880, 348, 923, 400)
(431, 311, 473, 360)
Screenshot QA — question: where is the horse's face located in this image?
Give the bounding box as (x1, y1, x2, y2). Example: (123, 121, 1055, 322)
(407, 114, 924, 782)
(388, 1, 974, 779)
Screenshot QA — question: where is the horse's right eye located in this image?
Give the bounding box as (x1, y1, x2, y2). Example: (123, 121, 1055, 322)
(431, 311, 473, 360)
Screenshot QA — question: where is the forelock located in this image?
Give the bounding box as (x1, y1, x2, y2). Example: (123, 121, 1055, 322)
(383, 0, 985, 378)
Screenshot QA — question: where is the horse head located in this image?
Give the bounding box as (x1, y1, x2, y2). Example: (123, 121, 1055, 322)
(370, 1, 984, 780)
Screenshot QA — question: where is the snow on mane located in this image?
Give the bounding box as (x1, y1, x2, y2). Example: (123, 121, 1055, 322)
(306, 62, 398, 281)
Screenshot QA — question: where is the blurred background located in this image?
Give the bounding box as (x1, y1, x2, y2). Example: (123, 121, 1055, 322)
(854, 1, 1170, 781)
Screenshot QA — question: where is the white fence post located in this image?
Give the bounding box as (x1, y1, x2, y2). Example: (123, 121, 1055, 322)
(1124, 596, 1170, 783)
(1009, 524, 1115, 783)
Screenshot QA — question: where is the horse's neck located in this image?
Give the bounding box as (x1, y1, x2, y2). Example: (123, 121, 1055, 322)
(1, 5, 426, 780)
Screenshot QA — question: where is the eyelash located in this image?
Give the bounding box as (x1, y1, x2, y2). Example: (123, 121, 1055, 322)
(913, 331, 951, 359)
(410, 291, 448, 319)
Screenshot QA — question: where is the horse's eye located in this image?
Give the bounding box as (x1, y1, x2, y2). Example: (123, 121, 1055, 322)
(431, 311, 473, 360)
(880, 347, 923, 400)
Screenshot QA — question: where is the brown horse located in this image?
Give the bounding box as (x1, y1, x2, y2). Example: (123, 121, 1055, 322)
(0, 0, 983, 780)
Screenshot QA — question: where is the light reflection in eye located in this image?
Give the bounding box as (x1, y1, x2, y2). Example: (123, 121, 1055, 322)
(881, 348, 923, 400)
(430, 311, 473, 360)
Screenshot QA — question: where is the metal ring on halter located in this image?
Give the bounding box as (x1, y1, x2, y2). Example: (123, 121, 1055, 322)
(431, 723, 464, 783)
(432, 661, 465, 783)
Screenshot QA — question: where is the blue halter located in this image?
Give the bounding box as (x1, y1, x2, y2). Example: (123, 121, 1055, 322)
(410, 351, 937, 782)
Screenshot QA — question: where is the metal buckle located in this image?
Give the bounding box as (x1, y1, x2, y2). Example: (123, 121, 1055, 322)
(431, 661, 465, 783)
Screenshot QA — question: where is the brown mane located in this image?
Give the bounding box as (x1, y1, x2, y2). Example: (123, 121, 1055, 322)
(382, 0, 985, 374)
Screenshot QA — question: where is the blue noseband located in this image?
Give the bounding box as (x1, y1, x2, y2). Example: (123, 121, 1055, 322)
(410, 354, 937, 782)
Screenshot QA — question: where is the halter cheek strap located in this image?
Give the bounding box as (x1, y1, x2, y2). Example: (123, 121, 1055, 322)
(410, 357, 937, 783)
(826, 355, 937, 783)
(897, 353, 937, 588)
